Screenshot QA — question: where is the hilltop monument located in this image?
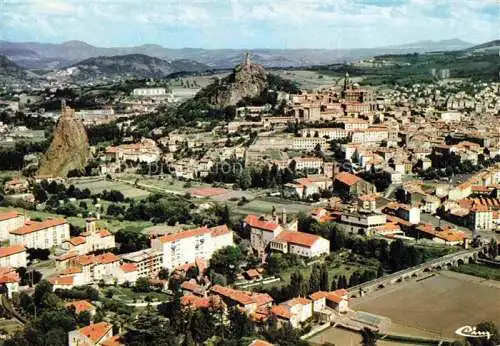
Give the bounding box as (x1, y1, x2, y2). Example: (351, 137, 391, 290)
(38, 100, 90, 177)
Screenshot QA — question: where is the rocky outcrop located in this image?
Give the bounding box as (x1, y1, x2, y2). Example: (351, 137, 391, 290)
(197, 53, 267, 107)
(38, 103, 90, 177)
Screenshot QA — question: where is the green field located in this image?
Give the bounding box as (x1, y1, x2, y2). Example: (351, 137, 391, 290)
(451, 263, 500, 281)
(71, 179, 150, 199)
(0, 206, 152, 233)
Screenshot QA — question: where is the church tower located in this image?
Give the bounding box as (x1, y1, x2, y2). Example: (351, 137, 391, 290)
(343, 72, 351, 91)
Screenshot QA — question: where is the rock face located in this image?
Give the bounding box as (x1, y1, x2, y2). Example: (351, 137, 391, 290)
(199, 53, 267, 107)
(38, 103, 90, 177)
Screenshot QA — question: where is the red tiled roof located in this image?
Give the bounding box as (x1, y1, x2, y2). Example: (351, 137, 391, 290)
(68, 236, 86, 246)
(10, 218, 67, 235)
(0, 211, 22, 222)
(273, 230, 321, 248)
(309, 291, 328, 301)
(99, 229, 112, 237)
(95, 253, 120, 264)
(249, 340, 274, 346)
(66, 300, 96, 314)
(210, 224, 231, 237)
(157, 227, 210, 243)
(335, 172, 361, 186)
(61, 267, 82, 275)
(49, 275, 74, 286)
(245, 269, 260, 278)
(271, 305, 292, 319)
(244, 215, 280, 232)
(0, 245, 25, 258)
(56, 251, 78, 262)
(102, 335, 124, 346)
(0, 268, 20, 284)
(120, 263, 137, 273)
(211, 285, 254, 305)
(77, 322, 113, 344)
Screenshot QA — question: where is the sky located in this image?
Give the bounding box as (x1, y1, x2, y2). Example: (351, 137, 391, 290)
(0, 0, 498, 49)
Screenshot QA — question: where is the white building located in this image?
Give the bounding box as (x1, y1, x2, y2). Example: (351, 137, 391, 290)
(272, 297, 313, 328)
(132, 88, 167, 97)
(0, 245, 27, 268)
(245, 215, 284, 254)
(117, 263, 139, 284)
(151, 225, 234, 271)
(63, 218, 115, 255)
(105, 138, 162, 164)
(120, 248, 163, 278)
(469, 205, 494, 231)
(68, 322, 114, 346)
(0, 211, 26, 241)
(335, 211, 387, 236)
(9, 218, 70, 249)
(269, 231, 329, 258)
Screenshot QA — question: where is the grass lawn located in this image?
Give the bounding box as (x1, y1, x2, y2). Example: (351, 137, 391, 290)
(233, 198, 314, 216)
(72, 179, 150, 199)
(102, 286, 170, 303)
(451, 263, 500, 281)
(0, 206, 152, 233)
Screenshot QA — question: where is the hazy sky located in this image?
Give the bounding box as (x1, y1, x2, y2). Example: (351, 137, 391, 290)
(1, 0, 498, 49)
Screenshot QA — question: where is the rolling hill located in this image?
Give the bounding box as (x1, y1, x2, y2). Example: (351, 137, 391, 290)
(0, 55, 26, 79)
(0, 39, 474, 69)
(55, 54, 210, 81)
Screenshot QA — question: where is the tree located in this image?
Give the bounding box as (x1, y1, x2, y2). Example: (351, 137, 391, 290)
(309, 266, 321, 294)
(468, 321, 500, 346)
(158, 268, 169, 280)
(389, 239, 407, 271)
(319, 265, 329, 291)
(124, 310, 177, 345)
(237, 169, 252, 190)
(32, 184, 48, 203)
(209, 246, 243, 283)
(289, 272, 307, 297)
(361, 327, 378, 346)
(330, 278, 337, 291)
(133, 277, 151, 293)
(228, 308, 255, 339)
(76, 311, 91, 327)
(34, 280, 53, 308)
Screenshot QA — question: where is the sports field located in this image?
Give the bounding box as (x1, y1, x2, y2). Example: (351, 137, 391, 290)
(72, 179, 150, 198)
(350, 271, 500, 338)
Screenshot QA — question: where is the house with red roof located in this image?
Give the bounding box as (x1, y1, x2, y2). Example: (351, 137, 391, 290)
(271, 297, 313, 328)
(269, 230, 329, 258)
(117, 263, 139, 284)
(249, 340, 274, 346)
(66, 300, 97, 317)
(68, 322, 114, 346)
(0, 245, 27, 268)
(9, 217, 69, 249)
(0, 267, 20, 298)
(210, 285, 273, 315)
(333, 172, 376, 198)
(62, 218, 115, 255)
(244, 214, 284, 255)
(0, 210, 26, 240)
(151, 224, 233, 271)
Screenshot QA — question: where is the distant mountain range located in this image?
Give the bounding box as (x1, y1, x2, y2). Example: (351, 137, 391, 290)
(64, 54, 211, 81)
(0, 38, 475, 69)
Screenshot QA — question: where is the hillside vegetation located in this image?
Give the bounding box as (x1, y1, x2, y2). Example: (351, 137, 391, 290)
(311, 42, 499, 86)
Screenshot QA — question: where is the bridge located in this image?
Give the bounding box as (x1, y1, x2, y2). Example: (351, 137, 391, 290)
(348, 249, 479, 297)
